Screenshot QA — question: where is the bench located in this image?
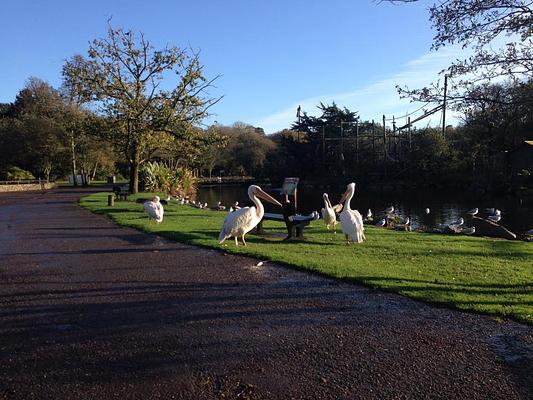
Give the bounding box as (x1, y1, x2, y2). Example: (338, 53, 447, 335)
(256, 212, 319, 240)
(113, 184, 131, 201)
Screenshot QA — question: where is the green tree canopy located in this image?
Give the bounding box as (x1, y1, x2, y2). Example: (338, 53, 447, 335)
(62, 23, 221, 193)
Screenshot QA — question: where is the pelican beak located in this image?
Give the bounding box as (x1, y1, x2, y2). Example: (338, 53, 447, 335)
(339, 190, 349, 205)
(256, 188, 282, 207)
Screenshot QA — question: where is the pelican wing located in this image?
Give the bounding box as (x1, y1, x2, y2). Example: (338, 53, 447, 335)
(218, 206, 257, 242)
(321, 206, 337, 228)
(340, 209, 365, 243)
(144, 201, 164, 222)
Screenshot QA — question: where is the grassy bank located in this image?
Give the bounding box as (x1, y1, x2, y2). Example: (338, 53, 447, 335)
(80, 192, 533, 325)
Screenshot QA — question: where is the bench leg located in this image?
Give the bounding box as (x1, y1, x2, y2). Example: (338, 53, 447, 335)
(256, 220, 264, 234)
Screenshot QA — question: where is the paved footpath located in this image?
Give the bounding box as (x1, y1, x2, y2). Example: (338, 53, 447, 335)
(0, 187, 532, 399)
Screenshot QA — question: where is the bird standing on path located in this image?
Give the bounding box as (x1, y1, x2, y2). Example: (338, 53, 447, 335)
(338, 182, 366, 243)
(219, 185, 282, 246)
(143, 196, 164, 223)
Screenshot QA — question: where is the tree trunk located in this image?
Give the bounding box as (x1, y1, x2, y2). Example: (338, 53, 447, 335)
(129, 147, 141, 194)
(70, 136, 78, 187)
(91, 161, 98, 180)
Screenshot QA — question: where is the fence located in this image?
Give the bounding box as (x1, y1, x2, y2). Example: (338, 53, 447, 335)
(0, 179, 55, 192)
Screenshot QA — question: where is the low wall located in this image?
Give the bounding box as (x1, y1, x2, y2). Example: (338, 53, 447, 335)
(0, 183, 56, 193)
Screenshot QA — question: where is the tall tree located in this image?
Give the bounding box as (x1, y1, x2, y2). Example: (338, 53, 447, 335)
(384, 1, 533, 105)
(63, 24, 220, 193)
(3, 78, 67, 180)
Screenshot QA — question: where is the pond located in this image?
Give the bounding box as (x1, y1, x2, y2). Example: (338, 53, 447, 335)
(196, 183, 533, 236)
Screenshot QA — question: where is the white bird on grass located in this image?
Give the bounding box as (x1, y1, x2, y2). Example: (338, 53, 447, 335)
(375, 218, 386, 227)
(321, 193, 338, 231)
(384, 205, 394, 215)
(398, 217, 410, 226)
(217, 201, 226, 211)
(219, 185, 282, 246)
(143, 196, 164, 224)
(339, 182, 366, 244)
(365, 209, 373, 220)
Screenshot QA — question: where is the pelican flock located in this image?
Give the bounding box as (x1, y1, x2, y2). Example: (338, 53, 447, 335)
(338, 182, 366, 243)
(321, 193, 338, 231)
(143, 195, 164, 224)
(219, 185, 282, 246)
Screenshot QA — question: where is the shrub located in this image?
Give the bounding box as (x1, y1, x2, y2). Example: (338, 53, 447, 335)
(4, 166, 36, 180)
(140, 161, 197, 197)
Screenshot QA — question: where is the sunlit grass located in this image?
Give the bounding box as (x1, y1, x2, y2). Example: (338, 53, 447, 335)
(80, 191, 533, 325)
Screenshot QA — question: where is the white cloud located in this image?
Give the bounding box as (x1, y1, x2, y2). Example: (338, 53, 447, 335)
(255, 45, 470, 134)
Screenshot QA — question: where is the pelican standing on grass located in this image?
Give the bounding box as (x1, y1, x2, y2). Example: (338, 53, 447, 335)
(143, 196, 164, 224)
(338, 182, 366, 243)
(321, 193, 338, 231)
(219, 185, 282, 246)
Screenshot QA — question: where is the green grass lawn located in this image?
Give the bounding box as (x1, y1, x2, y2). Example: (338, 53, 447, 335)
(80, 192, 533, 325)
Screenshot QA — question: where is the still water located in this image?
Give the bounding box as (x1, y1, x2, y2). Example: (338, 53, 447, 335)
(196, 183, 533, 235)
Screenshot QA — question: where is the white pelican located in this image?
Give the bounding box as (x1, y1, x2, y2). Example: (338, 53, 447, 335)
(143, 196, 164, 223)
(219, 185, 282, 246)
(321, 193, 337, 231)
(467, 207, 478, 216)
(339, 182, 366, 243)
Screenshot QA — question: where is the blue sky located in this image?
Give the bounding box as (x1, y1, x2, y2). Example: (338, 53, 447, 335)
(1, 0, 463, 132)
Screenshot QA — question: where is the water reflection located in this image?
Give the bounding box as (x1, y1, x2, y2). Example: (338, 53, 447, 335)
(196, 183, 533, 235)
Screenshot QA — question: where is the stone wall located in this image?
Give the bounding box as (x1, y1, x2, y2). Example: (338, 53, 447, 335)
(0, 183, 56, 193)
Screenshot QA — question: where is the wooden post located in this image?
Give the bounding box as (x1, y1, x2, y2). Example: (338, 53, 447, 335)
(340, 120, 344, 158)
(108, 194, 114, 206)
(322, 125, 326, 165)
(392, 116, 397, 160)
(355, 120, 359, 165)
(382, 115, 387, 176)
(372, 119, 376, 165)
(442, 74, 448, 136)
(408, 116, 412, 151)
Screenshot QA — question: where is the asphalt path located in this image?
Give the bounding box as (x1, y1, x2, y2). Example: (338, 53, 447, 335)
(0, 187, 532, 399)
